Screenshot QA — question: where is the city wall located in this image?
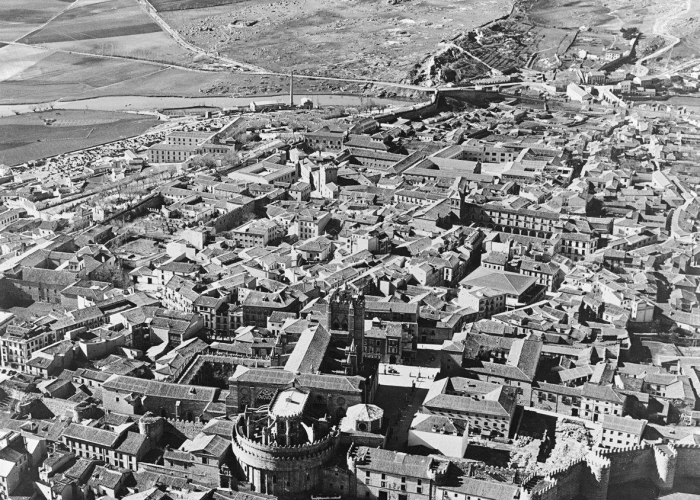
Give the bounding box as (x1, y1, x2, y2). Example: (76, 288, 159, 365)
(531, 443, 700, 500)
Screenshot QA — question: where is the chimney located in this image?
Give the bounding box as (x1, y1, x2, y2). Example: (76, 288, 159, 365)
(289, 72, 294, 107)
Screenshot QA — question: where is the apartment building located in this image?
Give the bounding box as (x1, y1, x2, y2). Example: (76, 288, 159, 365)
(580, 383, 627, 422)
(0, 324, 56, 370)
(61, 424, 148, 471)
(600, 415, 647, 448)
(422, 378, 517, 438)
(231, 219, 285, 248)
(466, 203, 561, 238)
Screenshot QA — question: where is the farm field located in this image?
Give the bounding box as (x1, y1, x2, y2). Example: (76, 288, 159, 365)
(0, 57, 374, 107)
(160, 0, 515, 82)
(0, 0, 72, 43)
(0, 110, 158, 166)
(0, 49, 169, 104)
(16, 0, 197, 68)
(0, 0, 394, 106)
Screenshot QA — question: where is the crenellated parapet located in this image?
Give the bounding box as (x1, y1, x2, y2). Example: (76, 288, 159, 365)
(517, 439, 700, 500)
(530, 478, 558, 500)
(544, 456, 587, 480)
(232, 420, 339, 472)
(652, 443, 677, 490)
(599, 443, 650, 456)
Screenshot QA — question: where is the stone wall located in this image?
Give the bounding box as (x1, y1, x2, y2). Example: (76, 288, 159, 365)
(533, 443, 700, 500)
(162, 417, 206, 441)
(605, 446, 655, 486)
(672, 444, 700, 479)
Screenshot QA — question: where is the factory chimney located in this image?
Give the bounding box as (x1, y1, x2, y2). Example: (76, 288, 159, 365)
(289, 72, 294, 107)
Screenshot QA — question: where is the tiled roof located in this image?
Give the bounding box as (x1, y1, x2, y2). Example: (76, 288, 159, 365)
(602, 414, 646, 435)
(582, 383, 625, 404)
(284, 324, 330, 374)
(354, 447, 444, 479)
(62, 424, 120, 448)
(102, 375, 218, 402)
(231, 367, 363, 393)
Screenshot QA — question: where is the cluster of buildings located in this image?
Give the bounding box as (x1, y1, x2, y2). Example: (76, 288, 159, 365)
(0, 81, 698, 500)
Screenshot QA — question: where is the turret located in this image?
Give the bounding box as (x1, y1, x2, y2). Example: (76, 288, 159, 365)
(653, 443, 677, 491)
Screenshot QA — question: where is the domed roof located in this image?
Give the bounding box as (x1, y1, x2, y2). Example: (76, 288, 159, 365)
(345, 404, 383, 422)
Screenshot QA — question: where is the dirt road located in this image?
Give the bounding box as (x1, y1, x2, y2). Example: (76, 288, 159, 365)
(634, 0, 691, 77)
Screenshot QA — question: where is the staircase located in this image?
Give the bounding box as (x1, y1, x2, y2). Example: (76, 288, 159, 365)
(523, 475, 545, 493)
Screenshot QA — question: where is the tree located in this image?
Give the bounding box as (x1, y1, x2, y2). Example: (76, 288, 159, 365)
(92, 262, 131, 289)
(188, 156, 217, 169)
(72, 216, 92, 231)
(223, 148, 240, 167)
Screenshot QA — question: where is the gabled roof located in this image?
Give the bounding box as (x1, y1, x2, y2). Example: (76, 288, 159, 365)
(353, 447, 446, 479)
(601, 414, 646, 435)
(582, 383, 626, 404)
(230, 367, 363, 393)
(102, 375, 218, 402)
(284, 324, 330, 374)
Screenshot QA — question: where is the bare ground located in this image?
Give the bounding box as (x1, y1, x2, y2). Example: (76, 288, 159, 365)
(161, 0, 515, 82)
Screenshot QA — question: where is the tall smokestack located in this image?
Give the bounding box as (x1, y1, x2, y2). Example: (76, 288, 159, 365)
(289, 71, 294, 107)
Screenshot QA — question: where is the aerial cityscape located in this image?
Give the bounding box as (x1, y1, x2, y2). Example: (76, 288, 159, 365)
(0, 0, 700, 499)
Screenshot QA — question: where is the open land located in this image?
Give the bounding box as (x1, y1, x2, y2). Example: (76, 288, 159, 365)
(0, 0, 73, 43)
(0, 109, 158, 166)
(159, 0, 515, 82)
(0, 56, 387, 106)
(523, 0, 700, 75)
(1, 0, 699, 116)
(16, 0, 198, 67)
(0, 0, 427, 106)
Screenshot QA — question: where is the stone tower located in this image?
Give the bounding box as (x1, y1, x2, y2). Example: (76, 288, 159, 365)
(327, 287, 365, 369)
(653, 443, 677, 491)
(348, 293, 365, 364)
(582, 452, 611, 500)
(320, 163, 338, 186)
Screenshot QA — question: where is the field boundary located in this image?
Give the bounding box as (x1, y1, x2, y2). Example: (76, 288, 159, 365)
(13, 0, 82, 44)
(134, 0, 268, 73)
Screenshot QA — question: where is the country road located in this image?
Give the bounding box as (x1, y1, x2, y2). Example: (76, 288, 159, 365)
(134, 0, 268, 73)
(0, 40, 207, 73)
(634, 0, 691, 77)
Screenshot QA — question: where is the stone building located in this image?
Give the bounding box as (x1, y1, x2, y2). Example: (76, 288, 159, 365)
(230, 387, 340, 498)
(101, 375, 222, 420)
(227, 367, 367, 421)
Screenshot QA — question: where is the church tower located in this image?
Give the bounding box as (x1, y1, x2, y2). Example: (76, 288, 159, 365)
(328, 287, 366, 372)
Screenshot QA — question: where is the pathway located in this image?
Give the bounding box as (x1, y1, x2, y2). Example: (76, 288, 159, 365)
(634, 0, 692, 77)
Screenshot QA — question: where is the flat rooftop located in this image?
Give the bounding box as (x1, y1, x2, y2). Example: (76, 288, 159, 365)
(270, 388, 309, 418)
